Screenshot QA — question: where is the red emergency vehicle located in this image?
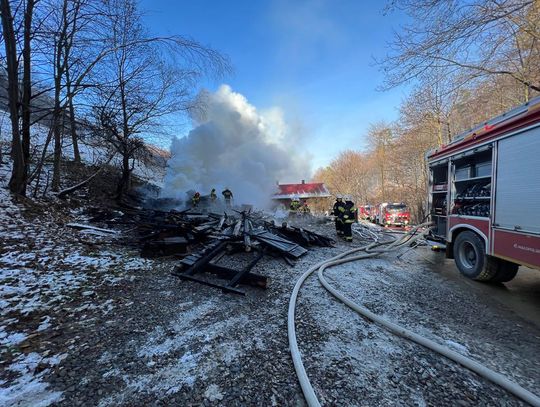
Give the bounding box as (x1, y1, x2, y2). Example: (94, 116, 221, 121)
(358, 205, 374, 221)
(375, 202, 411, 227)
(427, 95, 540, 282)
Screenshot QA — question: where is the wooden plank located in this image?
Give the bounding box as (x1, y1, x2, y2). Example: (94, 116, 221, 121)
(174, 273, 246, 295)
(204, 265, 268, 288)
(233, 219, 243, 236)
(250, 229, 308, 258)
(218, 216, 226, 229)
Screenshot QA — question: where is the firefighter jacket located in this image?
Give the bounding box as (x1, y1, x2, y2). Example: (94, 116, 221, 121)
(210, 190, 217, 200)
(290, 200, 301, 211)
(222, 189, 233, 199)
(343, 201, 356, 223)
(333, 200, 345, 219)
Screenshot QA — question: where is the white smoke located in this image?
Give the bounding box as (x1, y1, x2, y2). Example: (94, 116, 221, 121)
(162, 85, 311, 208)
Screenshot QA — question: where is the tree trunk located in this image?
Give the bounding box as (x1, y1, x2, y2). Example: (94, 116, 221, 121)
(68, 93, 80, 162)
(51, 91, 63, 192)
(116, 151, 131, 200)
(380, 144, 386, 202)
(1, 0, 25, 195)
(116, 74, 132, 200)
(51, 0, 69, 192)
(65, 73, 80, 162)
(436, 115, 443, 146)
(20, 0, 36, 196)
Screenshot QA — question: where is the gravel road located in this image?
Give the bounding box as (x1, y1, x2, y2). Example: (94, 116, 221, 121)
(2, 208, 539, 407)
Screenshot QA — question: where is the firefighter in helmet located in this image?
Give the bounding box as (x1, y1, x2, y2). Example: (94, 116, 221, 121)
(210, 188, 217, 202)
(192, 191, 201, 208)
(342, 195, 356, 242)
(222, 187, 233, 208)
(333, 195, 345, 236)
(290, 197, 301, 212)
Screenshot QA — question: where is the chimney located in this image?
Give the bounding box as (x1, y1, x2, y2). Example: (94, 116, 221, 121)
(301, 179, 305, 184)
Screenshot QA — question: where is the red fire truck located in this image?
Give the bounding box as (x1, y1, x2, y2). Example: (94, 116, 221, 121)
(375, 202, 411, 227)
(358, 205, 374, 221)
(427, 95, 540, 283)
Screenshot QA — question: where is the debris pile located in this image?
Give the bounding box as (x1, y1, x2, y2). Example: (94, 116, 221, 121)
(75, 205, 335, 295)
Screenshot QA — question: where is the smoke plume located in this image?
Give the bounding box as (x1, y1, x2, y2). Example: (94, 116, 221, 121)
(162, 85, 311, 207)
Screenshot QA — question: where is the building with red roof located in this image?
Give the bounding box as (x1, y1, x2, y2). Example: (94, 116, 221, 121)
(272, 180, 331, 206)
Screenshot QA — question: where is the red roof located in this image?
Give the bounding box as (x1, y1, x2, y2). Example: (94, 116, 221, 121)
(273, 182, 331, 199)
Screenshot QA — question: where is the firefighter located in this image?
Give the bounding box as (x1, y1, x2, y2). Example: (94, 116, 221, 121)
(332, 195, 345, 236)
(300, 200, 310, 215)
(210, 188, 217, 202)
(222, 187, 233, 208)
(192, 191, 201, 208)
(342, 195, 356, 242)
(290, 197, 301, 212)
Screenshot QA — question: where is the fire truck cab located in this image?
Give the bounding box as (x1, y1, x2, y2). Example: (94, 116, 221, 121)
(376, 202, 410, 227)
(427, 96, 540, 282)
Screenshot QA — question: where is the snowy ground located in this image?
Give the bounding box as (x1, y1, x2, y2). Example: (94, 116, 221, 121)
(1, 168, 539, 406)
(0, 168, 158, 406)
(298, 249, 540, 406)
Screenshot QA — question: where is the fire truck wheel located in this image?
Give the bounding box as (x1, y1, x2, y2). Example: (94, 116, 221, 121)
(491, 260, 519, 283)
(453, 231, 495, 281)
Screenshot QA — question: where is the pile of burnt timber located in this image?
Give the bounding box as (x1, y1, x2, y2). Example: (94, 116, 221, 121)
(138, 211, 223, 258)
(172, 240, 269, 295)
(81, 205, 334, 295)
(172, 211, 319, 295)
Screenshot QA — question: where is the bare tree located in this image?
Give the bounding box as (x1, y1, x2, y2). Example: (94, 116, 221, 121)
(1, 0, 36, 196)
(49, 0, 71, 191)
(92, 0, 228, 200)
(46, 0, 102, 190)
(380, 0, 540, 93)
(367, 121, 394, 202)
(21, 0, 36, 194)
(61, 0, 115, 163)
(0, 0, 22, 191)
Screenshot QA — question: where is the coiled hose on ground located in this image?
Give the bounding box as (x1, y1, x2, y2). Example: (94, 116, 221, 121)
(287, 223, 540, 407)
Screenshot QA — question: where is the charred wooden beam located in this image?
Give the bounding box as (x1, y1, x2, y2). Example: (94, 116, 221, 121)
(203, 265, 268, 288)
(249, 229, 308, 258)
(141, 236, 189, 258)
(172, 242, 268, 295)
(173, 273, 246, 295)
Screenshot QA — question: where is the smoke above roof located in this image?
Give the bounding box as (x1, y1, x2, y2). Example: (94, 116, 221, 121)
(162, 85, 311, 207)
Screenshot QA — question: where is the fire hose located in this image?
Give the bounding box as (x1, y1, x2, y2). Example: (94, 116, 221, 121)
(287, 223, 540, 407)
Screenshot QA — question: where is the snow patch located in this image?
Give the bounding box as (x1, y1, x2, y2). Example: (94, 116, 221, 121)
(0, 328, 27, 347)
(0, 352, 63, 407)
(203, 384, 224, 401)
